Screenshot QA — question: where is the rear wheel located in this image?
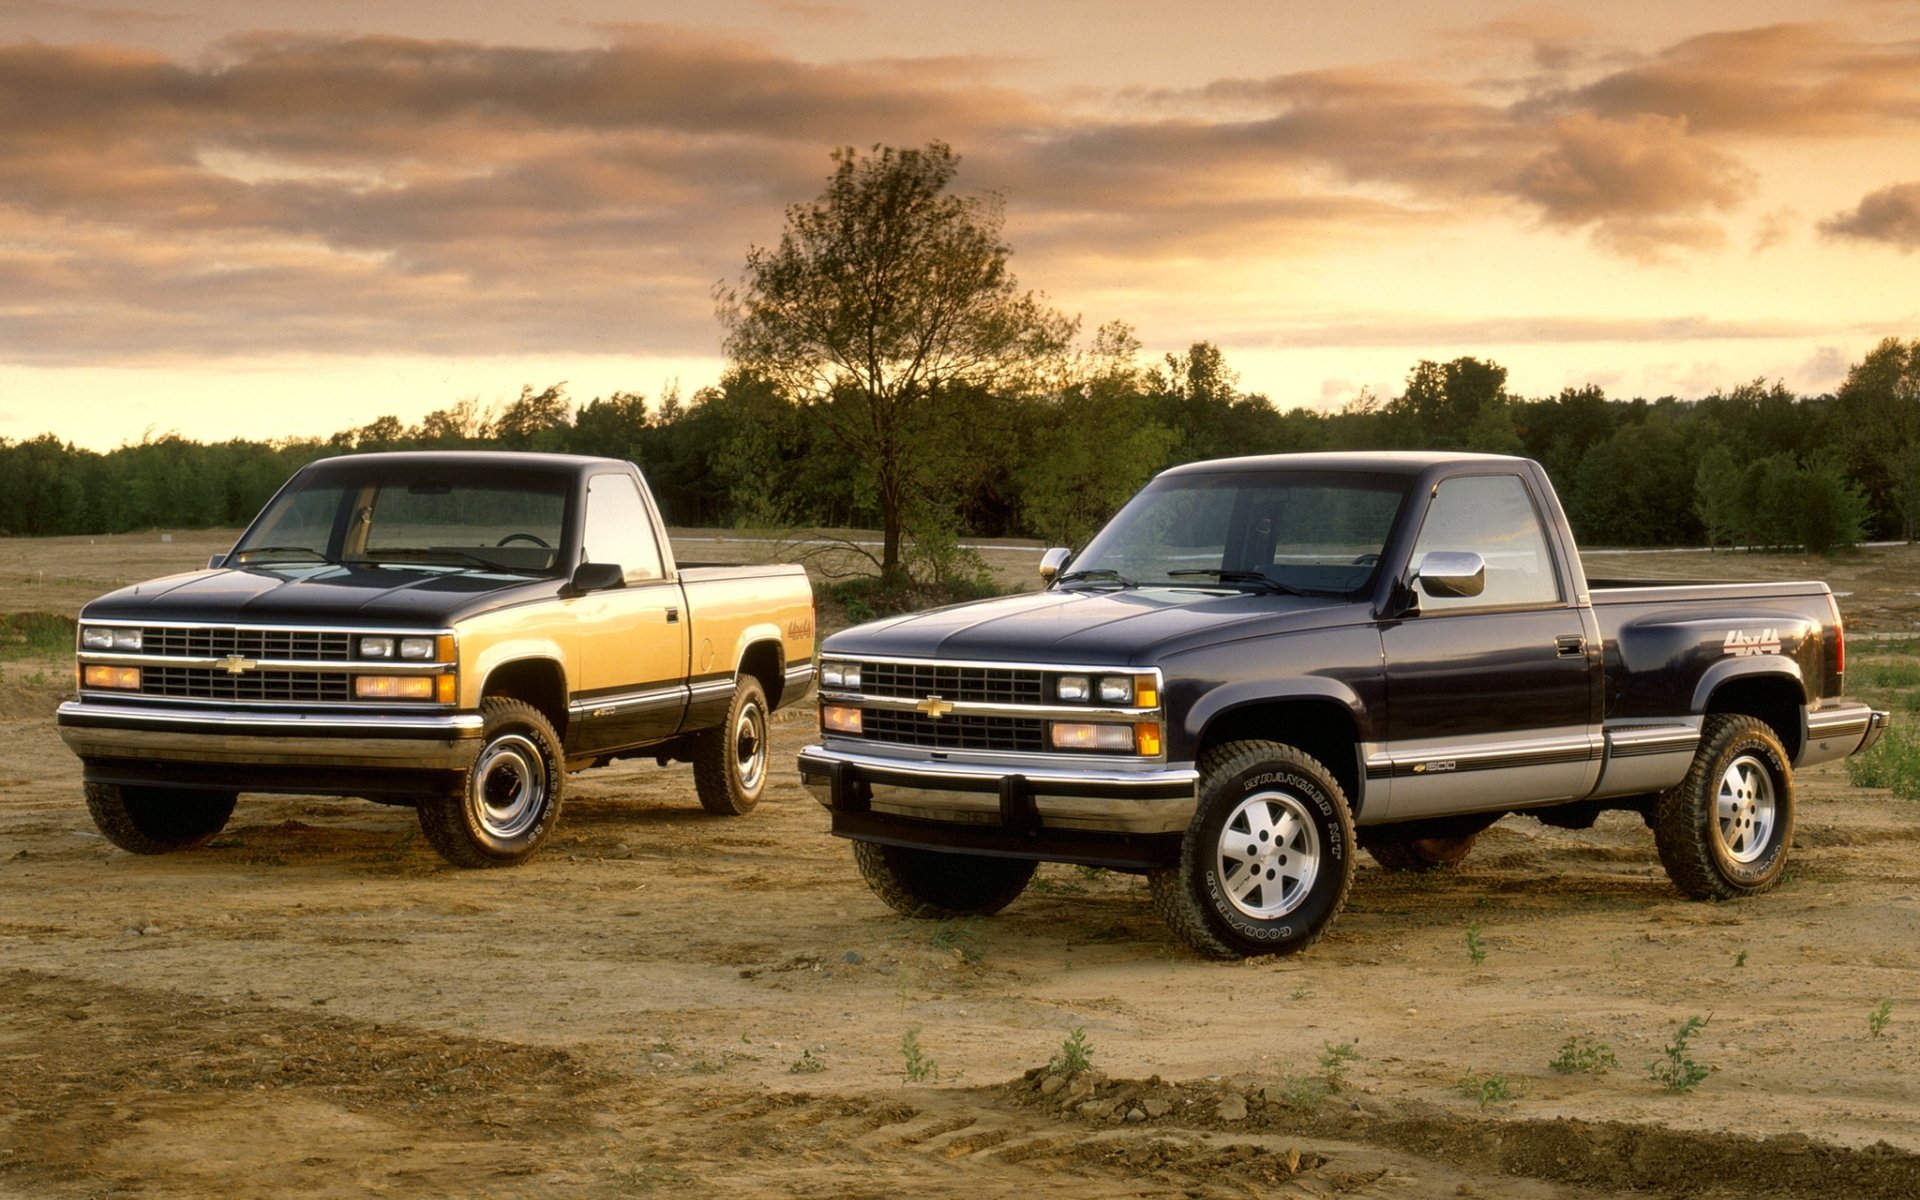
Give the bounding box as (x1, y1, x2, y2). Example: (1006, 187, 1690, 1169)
(693, 677, 769, 815)
(1149, 740, 1354, 958)
(85, 782, 236, 854)
(853, 841, 1036, 918)
(418, 698, 564, 868)
(1654, 714, 1794, 900)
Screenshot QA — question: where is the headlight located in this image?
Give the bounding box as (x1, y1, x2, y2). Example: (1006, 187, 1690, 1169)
(81, 627, 141, 652)
(399, 637, 435, 660)
(821, 661, 861, 690)
(358, 637, 394, 659)
(1097, 676, 1133, 704)
(1056, 675, 1090, 701)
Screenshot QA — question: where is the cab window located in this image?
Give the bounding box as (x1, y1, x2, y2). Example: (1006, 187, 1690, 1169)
(581, 473, 664, 583)
(1410, 474, 1560, 611)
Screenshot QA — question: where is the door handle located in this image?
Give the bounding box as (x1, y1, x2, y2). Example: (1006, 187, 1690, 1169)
(1555, 634, 1586, 657)
(666, 607, 680, 624)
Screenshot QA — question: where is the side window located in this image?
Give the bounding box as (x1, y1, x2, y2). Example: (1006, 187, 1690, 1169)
(1410, 475, 1560, 611)
(582, 473, 664, 583)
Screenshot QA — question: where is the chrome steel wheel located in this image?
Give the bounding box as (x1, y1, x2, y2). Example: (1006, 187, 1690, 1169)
(1715, 752, 1776, 865)
(731, 695, 768, 794)
(1216, 789, 1322, 920)
(473, 732, 548, 840)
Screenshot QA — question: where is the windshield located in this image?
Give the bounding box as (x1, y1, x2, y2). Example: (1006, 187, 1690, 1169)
(233, 471, 569, 575)
(1065, 469, 1409, 596)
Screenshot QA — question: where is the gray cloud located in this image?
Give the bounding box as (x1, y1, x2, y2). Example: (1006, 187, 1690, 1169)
(1820, 181, 1920, 249)
(0, 21, 1915, 366)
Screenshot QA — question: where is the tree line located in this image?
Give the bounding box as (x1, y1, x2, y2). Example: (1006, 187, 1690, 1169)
(3, 336, 1916, 560)
(5, 139, 1917, 584)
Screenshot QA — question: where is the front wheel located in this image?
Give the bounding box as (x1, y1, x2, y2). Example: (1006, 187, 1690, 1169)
(853, 841, 1037, 918)
(85, 782, 236, 854)
(1150, 741, 1355, 958)
(1654, 714, 1794, 900)
(693, 677, 769, 815)
(418, 698, 564, 868)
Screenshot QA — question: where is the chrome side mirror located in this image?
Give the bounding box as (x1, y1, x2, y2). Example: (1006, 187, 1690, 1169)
(1039, 546, 1072, 584)
(1414, 551, 1486, 599)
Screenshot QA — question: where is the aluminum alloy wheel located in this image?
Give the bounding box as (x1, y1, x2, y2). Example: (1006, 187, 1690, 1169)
(1216, 789, 1321, 919)
(1715, 752, 1777, 865)
(472, 733, 547, 840)
(732, 698, 768, 793)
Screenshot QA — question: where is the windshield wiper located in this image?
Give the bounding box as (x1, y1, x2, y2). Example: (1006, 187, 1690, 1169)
(232, 546, 338, 565)
(369, 548, 547, 575)
(1056, 567, 1137, 588)
(1167, 568, 1300, 595)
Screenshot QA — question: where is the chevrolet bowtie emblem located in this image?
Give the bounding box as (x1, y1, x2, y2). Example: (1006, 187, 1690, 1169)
(219, 654, 259, 676)
(916, 695, 954, 719)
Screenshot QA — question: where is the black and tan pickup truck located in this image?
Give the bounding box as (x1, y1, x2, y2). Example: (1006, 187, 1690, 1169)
(58, 451, 814, 867)
(800, 451, 1888, 957)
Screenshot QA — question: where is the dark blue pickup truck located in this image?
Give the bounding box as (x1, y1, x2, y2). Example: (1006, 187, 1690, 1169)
(800, 452, 1889, 957)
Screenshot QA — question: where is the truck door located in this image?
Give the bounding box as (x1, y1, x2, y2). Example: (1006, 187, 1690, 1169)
(1376, 472, 1600, 820)
(570, 471, 691, 753)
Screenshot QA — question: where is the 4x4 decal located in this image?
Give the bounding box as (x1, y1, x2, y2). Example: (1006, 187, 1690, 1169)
(1723, 629, 1783, 657)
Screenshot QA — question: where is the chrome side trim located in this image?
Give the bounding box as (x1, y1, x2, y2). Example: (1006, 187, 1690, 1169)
(568, 684, 687, 719)
(1800, 701, 1890, 768)
(1592, 719, 1701, 798)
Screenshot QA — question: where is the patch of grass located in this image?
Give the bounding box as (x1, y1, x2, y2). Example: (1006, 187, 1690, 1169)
(1318, 1040, 1359, 1091)
(1869, 999, 1894, 1039)
(1733, 948, 1749, 968)
(930, 917, 984, 964)
(900, 1027, 937, 1083)
(1456, 1072, 1514, 1107)
(1847, 660, 1920, 689)
(1465, 923, 1488, 968)
(1549, 1036, 1619, 1075)
(0, 612, 74, 660)
(1051, 1026, 1094, 1076)
(1648, 1015, 1711, 1093)
(788, 1048, 825, 1074)
(1845, 724, 1920, 800)
(1272, 1074, 1330, 1110)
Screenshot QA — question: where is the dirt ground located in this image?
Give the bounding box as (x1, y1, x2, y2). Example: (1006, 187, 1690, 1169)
(3, 532, 1918, 1199)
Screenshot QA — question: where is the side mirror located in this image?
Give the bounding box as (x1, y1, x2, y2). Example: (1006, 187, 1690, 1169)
(1414, 551, 1486, 599)
(1039, 547, 1072, 584)
(569, 561, 626, 594)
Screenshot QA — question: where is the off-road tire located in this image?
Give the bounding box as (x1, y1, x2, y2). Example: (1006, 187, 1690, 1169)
(84, 782, 236, 854)
(1654, 714, 1794, 900)
(418, 698, 564, 868)
(693, 677, 769, 816)
(1149, 740, 1354, 958)
(852, 841, 1037, 918)
(1359, 814, 1499, 873)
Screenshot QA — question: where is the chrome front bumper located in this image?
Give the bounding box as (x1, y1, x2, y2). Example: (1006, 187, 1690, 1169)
(798, 744, 1198, 835)
(57, 701, 486, 772)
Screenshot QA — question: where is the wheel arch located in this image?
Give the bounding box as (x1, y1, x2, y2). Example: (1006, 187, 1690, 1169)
(1189, 688, 1368, 819)
(1697, 670, 1805, 760)
(480, 657, 569, 740)
(734, 634, 786, 706)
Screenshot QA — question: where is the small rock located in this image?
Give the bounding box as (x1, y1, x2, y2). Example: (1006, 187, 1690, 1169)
(1284, 1146, 1302, 1173)
(1126, 1107, 1147, 1123)
(1040, 1074, 1067, 1097)
(1217, 1094, 1248, 1122)
(1144, 1098, 1172, 1118)
(1065, 1075, 1095, 1101)
(842, 950, 864, 965)
(1078, 1099, 1115, 1119)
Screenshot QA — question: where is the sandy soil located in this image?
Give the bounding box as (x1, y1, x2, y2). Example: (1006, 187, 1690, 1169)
(3, 534, 1919, 1198)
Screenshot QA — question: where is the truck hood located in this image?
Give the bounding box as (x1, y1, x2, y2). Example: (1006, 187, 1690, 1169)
(822, 586, 1370, 666)
(78, 565, 557, 627)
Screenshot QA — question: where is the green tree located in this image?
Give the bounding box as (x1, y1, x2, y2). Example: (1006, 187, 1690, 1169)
(1832, 338, 1920, 538)
(718, 141, 1075, 582)
(491, 384, 573, 451)
(1387, 357, 1509, 448)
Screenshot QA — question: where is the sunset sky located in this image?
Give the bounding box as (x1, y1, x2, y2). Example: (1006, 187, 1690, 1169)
(2, 0, 1917, 451)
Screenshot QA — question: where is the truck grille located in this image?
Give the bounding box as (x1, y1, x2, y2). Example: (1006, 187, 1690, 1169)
(857, 661, 1046, 705)
(860, 711, 1046, 753)
(139, 626, 353, 662)
(141, 666, 353, 703)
